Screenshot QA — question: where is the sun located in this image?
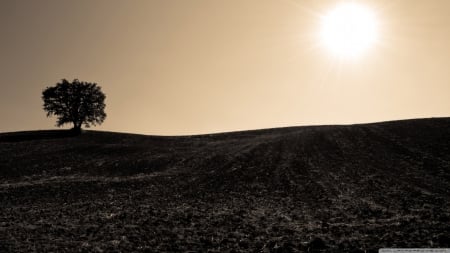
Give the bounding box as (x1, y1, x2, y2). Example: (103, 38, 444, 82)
(320, 3, 378, 59)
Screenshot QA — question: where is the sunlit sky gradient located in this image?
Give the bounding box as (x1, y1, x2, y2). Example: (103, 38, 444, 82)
(1, 0, 449, 135)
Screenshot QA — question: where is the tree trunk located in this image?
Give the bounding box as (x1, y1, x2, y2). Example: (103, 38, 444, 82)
(72, 122, 82, 135)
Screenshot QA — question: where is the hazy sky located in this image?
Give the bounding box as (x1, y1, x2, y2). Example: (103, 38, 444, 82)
(1, 0, 449, 135)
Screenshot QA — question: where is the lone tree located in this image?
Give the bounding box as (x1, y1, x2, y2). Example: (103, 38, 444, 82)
(42, 79, 106, 133)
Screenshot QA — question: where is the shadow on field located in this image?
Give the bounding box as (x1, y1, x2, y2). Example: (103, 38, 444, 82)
(0, 130, 81, 142)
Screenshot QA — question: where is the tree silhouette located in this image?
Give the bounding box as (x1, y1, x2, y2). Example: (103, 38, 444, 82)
(42, 79, 106, 133)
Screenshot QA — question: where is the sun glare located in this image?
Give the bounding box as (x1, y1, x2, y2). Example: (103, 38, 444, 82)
(320, 3, 378, 59)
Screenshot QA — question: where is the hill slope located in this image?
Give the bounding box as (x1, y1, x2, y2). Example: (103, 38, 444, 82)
(1, 118, 450, 252)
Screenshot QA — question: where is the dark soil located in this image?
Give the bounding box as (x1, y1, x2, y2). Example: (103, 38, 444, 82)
(1, 118, 450, 252)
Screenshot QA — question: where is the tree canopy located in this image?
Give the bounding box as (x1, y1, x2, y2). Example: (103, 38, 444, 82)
(42, 79, 106, 132)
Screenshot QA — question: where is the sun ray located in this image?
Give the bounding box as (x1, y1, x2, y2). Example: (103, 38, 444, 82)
(320, 2, 378, 59)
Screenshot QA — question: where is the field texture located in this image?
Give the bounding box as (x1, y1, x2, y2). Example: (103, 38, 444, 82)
(1, 118, 450, 252)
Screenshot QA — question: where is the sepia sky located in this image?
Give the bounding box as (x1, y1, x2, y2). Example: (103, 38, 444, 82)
(1, 0, 450, 135)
